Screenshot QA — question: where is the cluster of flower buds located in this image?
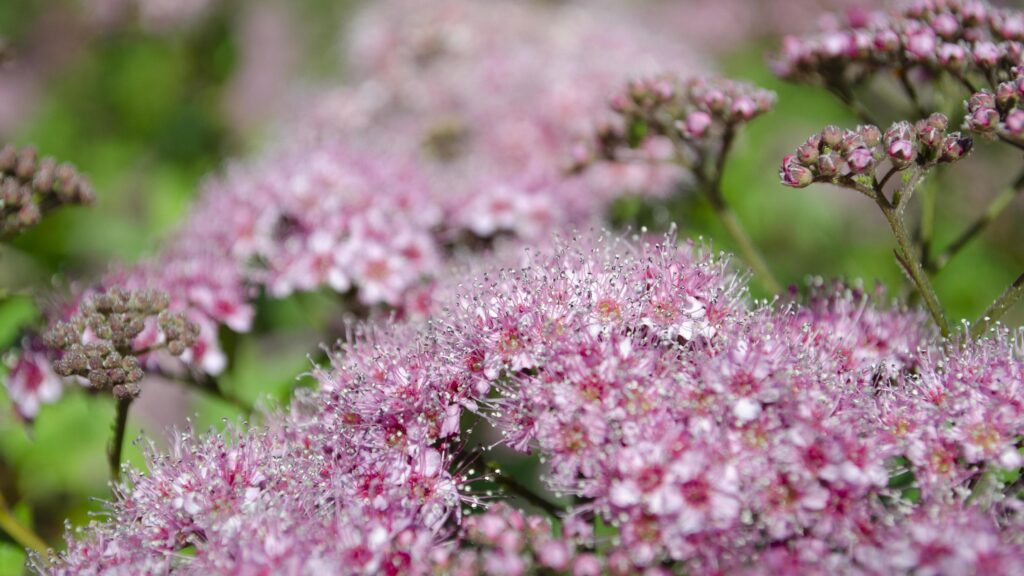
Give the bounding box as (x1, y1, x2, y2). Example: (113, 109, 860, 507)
(780, 114, 972, 188)
(42, 288, 198, 399)
(0, 144, 94, 238)
(964, 68, 1024, 143)
(582, 75, 775, 169)
(774, 1, 1024, 91)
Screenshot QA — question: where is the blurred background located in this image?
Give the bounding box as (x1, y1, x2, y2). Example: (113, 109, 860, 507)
(1, 0, 1023, 568)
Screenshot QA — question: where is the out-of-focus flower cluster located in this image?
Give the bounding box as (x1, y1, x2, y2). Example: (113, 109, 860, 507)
(84, 0, 219, 33)
(6, 0, 701, 419)
(964, 67, 1024, 143)
(48, 233, 1024, 573)
(774, 0, 1024, 93)
(780, 113, 972, 188)
(0, 144, 94, 239)
(575, 75, 775, 175)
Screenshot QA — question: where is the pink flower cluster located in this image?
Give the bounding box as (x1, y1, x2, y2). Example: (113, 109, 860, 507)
(964, 67, 1024, 142)
(49, 233, 1024, 573)
(6, 0, 699, 420)
(313, 0, 699, 237)
(780, 114, 972, 188)
(773, 0, 1024, 87)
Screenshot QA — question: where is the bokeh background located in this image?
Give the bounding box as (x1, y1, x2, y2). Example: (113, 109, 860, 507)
(1, 0, 1023, 569)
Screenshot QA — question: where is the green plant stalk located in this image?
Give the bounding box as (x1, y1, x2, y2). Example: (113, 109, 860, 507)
(482, 460, 563, 517)
(880, 203, 950, 337)
(0, 491, 47, 555)
(109, 396, 133, 483)
(701, 128, 782, 294)
(708, 199, 782, 294)
(927, 170, 1024, 274)
(971, 271, 1024, 339)
(918, 179, 936, 267)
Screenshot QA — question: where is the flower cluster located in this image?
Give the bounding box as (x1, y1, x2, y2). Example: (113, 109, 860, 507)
(0, 144, 94, 239)
(180, 141, 441, 306)
(579, 75, 776, 171)
(780, 114, 972, 188)
(48, 232, 1024, 573)
(773, 0, 1024, 89)
(964, 67, 1024, 143)
(85, 0, 219, 33)
(317, 0, 700, 237)
(42, 288, 198, 399)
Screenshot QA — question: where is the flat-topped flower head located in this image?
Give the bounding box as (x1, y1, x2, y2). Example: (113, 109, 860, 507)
(780, 116, 971, 188)
(0, 144, 94, 239)
(773, 1, 1024, 92)
(42, 288, 198, 399)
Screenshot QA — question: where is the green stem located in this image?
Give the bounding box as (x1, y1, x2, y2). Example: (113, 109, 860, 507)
(971, 270, 1024, 339)
(880, 204, 950, 336)
(927, 169, 1024, 274)
(824, 81, 878, 126)
(898, 68, 928, 119)
(918, 179, 936, 267)
(482, 460, 563, 517)
(108, 396, 132, 483)
(0, 492, 47, 555)
(711, 201, 782, 294)
(701, 128, 782, 294)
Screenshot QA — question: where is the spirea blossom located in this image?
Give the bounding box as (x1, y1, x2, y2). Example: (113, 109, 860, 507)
(9, 0, 703, 415)
(773, 0, 1024, 93)
(0, 144, 94, 239)
(47, 233, 1024, 573)
(780, 114, 972, 189)
(313, 0, 701, 237)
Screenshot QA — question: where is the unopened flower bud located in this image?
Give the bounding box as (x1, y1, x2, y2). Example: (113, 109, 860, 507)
(780, 155, 815, 188)
(887, 139, 917, 168)
(972, 41, 1001, 67)
(1005, 110, 1024, 137)
(817, 152, 841, 177)
(939, 133, 973, 162)
(967, 105, 1000, 132)
(846, 147, 875, 174)
(996, 83, 1018, 111)
(859, 125, 881, 147)
(820, 125, 843, 148)
(796, 140, 819, 165)
(682, 111, 712, 138)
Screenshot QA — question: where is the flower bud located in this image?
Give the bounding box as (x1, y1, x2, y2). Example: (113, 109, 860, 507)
(820, 125, 843, 148)
(682, 111, 712, 138)
(1005, 110, 1024, 137)
(730, 97, 757, 120)
(780, 155, 815, 188)
(817, 152, 841, 177)
(887, 139, 917, 168)
(796, 140, 820, 165)
(996, 82, 1019, 111)
(939, 133, 973, 162)
(967, 105, 1000, 132)
(845, 147, 875, 174)
(937, 43, 967, 69)
(972, 41, 1001, 67)
(859, 125, 882, 147)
